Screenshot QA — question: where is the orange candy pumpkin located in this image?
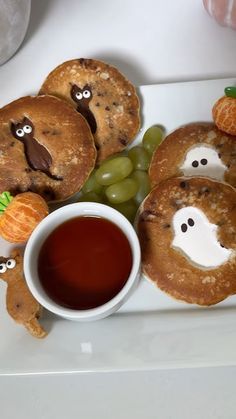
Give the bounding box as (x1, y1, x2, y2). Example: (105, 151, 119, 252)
(0, 192, 48, 243)
(212, 96, 236, 135)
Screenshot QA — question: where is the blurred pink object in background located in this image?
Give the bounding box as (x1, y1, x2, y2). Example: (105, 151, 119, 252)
(203, 0, 236, 29)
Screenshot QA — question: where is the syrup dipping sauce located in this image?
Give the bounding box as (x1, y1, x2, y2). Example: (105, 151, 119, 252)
(37, 216, 133, 310)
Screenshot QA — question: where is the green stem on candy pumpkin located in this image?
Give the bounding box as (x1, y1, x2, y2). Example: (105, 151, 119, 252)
(0, 192, 13, 214)
(225, 86, 236, 98)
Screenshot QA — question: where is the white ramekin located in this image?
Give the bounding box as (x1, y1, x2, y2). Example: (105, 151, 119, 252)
(24, 202, 141, 321)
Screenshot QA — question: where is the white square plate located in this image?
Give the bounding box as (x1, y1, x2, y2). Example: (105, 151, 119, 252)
(0, 77, 236, 376)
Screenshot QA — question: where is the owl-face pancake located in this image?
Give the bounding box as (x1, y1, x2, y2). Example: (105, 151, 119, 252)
(137, 177, 236, 306)
(0, 95, 96, 202)
(39, 58, 140, 162)
(149, 123, 236, 189)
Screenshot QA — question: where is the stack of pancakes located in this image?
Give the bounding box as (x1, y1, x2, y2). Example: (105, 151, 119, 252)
(137, 122, 236, 306)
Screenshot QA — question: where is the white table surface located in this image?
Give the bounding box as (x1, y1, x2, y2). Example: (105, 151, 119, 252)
(0, 0, 236, 418)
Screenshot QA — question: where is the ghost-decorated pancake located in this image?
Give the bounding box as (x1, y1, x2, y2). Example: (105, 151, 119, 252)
(149, 122, 236, 189)
(0, 95, 96, 202)
(137, 177, 236, 306)
(39, 58, 140, 162)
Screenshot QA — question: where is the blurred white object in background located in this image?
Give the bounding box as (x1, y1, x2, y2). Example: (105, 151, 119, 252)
(203, 0, 236, 29)
(0, 0, 31, 65)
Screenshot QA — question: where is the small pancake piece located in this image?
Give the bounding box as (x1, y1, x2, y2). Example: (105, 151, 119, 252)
(137, 177, 236, 306)
(0, 95, 96, 202)
(0, 249, 46, 338)
(39, 58, 140, 162)
(149, 123, 236, 189)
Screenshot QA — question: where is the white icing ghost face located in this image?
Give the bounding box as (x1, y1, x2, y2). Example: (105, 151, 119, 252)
(172, 207, 232, 269)
(180, 146, 227, 181)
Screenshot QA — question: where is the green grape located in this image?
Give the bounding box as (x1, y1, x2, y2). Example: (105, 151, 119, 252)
(95, 157, 133, 186)
(128, 146, 150, 171)
(105, 178, 138, 204)
(111, 200, 138, 223)
(82, 170, 103, 194)
(142, 126, 164, 154)
(225, 86, 236, 98)
(78, 191, 103, 203)
(131, 170, 151, 205)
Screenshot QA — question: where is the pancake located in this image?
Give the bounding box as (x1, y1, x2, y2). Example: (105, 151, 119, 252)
(0, 95, 96, 202)
(39, 58, 140, 162)
(149, 122, 236, 189)
(137, 176, 236, 306)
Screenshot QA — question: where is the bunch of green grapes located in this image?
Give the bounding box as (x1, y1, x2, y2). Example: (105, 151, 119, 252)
(79, 126, 164, 223)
